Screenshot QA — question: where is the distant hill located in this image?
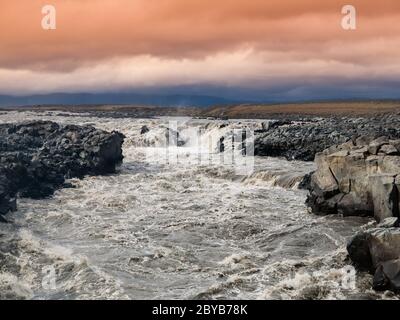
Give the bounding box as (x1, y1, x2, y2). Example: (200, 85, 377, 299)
(204, 100, 400, 118)
(0, 92, 242, 108)
(4, 100, 400, 119)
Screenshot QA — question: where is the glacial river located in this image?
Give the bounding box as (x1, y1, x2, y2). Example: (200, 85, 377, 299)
(0, 111, 394, 300)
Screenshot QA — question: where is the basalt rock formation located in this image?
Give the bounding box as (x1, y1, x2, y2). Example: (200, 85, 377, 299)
(306, 135, 400, 293)
(306, 136, 400, 220)
(0, 121, 124, 221)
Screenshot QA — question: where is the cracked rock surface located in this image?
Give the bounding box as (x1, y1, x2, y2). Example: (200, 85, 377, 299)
(307, 136, 400, 220)
(306, 134, 400, 293)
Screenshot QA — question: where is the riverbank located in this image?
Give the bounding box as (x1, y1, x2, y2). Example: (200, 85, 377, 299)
(306, 136, 400, 293)
(0, 110, 399, 299)
(0, 121, 124, 222)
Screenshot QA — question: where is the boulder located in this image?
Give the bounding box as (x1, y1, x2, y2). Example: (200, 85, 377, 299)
(380, 144, 398, 156)
(347, 231, 373, 271)
(368, 228, 400, 268)
(356, 136, 374, 147)
(368, 136, 389, 155)
(347, 228, 400, 289)
(389, 139, 400, 153)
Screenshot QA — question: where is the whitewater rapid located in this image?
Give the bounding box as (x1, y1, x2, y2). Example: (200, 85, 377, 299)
(0, 111, 396, 300)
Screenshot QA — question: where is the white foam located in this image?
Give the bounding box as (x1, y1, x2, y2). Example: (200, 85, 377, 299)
(0, 111, 381, 300)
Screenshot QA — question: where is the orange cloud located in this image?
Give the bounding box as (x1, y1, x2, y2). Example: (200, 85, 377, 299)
(1, 0, 399, 70)
(0, 0, 399, 97)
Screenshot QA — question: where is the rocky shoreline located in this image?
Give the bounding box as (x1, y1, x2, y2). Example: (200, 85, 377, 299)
(249, 114, 400, 294)
(304, 135, 400, 293)
(254, 113, 400, 161)
(0, 121, 124, 222)
(1, 114, 400, 296)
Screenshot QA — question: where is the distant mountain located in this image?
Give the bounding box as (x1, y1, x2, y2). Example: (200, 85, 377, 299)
(0, 92, 243, 108)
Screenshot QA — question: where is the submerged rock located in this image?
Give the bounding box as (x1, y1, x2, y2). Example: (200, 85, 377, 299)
(140, 125, 150, 135)
(0, 121, 125, 220)
(298, 172, 313, 190)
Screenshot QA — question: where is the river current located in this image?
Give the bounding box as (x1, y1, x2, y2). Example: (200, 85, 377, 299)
(0, 111, 395, 300)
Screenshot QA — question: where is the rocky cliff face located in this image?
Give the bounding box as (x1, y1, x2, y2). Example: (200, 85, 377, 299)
(0, 121, 124, 220)
(306, 136, 400, 293)
(306, 136, 400, 221)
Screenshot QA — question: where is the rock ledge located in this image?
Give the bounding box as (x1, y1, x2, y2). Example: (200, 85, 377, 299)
(306, 135, 400, 293)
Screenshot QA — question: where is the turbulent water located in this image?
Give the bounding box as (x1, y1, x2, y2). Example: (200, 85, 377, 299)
(0, 111, 397, 300)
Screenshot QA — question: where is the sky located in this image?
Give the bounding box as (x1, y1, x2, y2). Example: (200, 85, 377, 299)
(1, 0, 400, 101)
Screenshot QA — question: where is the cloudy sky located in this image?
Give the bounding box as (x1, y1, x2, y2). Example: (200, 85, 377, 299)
(1, 0, 400, 101)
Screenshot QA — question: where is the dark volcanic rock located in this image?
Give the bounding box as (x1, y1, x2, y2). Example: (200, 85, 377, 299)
(373, 259, 400, 292)
(298, 172, 313, 190)
(140, 125, 150, 135)
(0, 121, 124, 219)
(347, 231, 373, 271)
(254, 115, 400, 161)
